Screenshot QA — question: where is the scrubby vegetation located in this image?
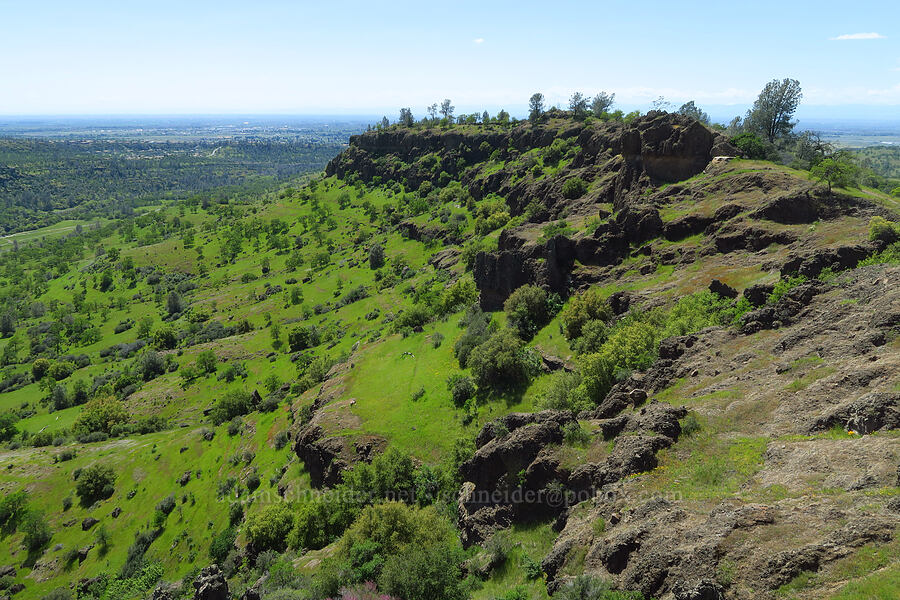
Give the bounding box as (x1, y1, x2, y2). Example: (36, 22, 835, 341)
(0, 88, 897, 600)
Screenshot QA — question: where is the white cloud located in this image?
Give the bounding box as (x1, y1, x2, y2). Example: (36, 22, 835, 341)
(473, 38, 484, 44)
(830, 32, 886, 40)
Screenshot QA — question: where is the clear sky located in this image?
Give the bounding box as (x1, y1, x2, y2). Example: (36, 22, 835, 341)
(1, 0, 898, 119)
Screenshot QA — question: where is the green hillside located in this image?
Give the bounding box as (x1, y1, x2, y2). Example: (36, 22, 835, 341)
(0, 110, 898, 600)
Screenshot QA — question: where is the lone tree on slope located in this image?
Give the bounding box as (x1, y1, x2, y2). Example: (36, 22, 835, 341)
(745, 78, 802, 143)
(591, 92, 615, 117)
(439, 99, 454, 120)
(528, 93, 545, 122)
(568, 92, 588, 120)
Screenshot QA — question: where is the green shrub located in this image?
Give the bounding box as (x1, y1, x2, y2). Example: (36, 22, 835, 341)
(47, 361, 75, 381)
(274, 430, 290, 450)
(155, 494, 176, 515)
(504, 284, 551, 339)
(0, 490, 29, 529)
(562, 177, 588, 199)
(869, 216, 900, 243)
(541, 220, 576, 241)
(446, 374, 476, 407)
(438, 277, 479, 315)
(767, 275, 807, 305)
(75, 464, 116, 506)
(681, 414, 701, 436)
(572, 319, 609, 354)
(31, 358, 51, 381)
(537, 371, 585, 412)
(662, 290, 746, 338)
(454, 306, 495, 368)
(72, 395, 129, 436)
(576, 320, 659, 404)
(0, 412, 18, 441)
(730, 132, 768, 160)
(379, 541, 466, 600)
(288, 325, 321, 351)
(562, 289, 612, 340)
(554, 575, 644, 600)
(210, 389, 256, 425)
(246, 502, 295, 553)
(22, 510, 52, 551)
(195, 350, 217, 374)
(209, 526, 237, 563)
(521, 553, 543, 580)
(120, 529, 160, 578)
(369, 243, 385, 269)
(323, 502, 466, 600)
(563, 422, 591, 446)
(289, 494, 359, 551)
(467, 329, 535, 390)
(393, 305, 432, 331)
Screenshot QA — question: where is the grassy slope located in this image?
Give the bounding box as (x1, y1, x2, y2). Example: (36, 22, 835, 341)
(0, 136, 897, 599)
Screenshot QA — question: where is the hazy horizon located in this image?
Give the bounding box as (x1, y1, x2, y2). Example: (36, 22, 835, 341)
(1, 0, 897, 116)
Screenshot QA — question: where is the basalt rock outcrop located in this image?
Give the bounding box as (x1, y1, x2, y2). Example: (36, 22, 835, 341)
(328, 113, 733, 310)
(192, 565, 229, 600)
(457, 402, 687, 548)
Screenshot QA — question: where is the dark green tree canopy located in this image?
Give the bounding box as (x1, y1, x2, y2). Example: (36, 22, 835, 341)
(528, 93, 545, 122)
(591, 92, 615, 116)
(746, 78, 802, 142)
(677, 100, 710, 125)
(568, 92, 588, 120)
(439, 99, 454, 120)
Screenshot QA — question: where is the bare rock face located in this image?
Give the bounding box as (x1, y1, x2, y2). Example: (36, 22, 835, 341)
(293, 425, 348, 488)
(193, 565, 229, 600)
(458, 403, 687, 548)
(780, 242, 880, 278)
(457, 411, 575, 545)
(619, 111, 716, 186)
(330, 113, 721, 310)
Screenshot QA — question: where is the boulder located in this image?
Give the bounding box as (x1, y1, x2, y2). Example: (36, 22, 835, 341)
(193, 565, 229, 600)
(709, 279, 738, 299)
(743, 283, 774, 307)
(81, 517, 98, 531)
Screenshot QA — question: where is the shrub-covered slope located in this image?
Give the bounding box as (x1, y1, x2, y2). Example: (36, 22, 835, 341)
(0, 113, 898, 600)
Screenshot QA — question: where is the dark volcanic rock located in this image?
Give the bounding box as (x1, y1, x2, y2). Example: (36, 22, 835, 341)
(713, 225, 795, 253)
(781, 243, 879, 278)
(809, 392, 900, 434)
(462, 418, 567, 491)
(193, 565, 229, 600)
(293, 425, 348, 488)
(663, 214, 714, 241)
(81, 517, 98, 531)
(743, 283, 774, 307)
(709, 279, 738, 299)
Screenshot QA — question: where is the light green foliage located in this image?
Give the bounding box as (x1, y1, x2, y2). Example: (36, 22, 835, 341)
(210, 389, 256, 425)
(246, 503, 295, 553)
(468, 329, 535, 390)
(576, 319, 658, 404)
(810, 156, 859, 191)
(868, 216, 900, 243)
(541, 220, 576, 241)
(73, 396, 129, 436)
(561, 289, 612, 340)
(768, 275, 808, 304)
(504, 284, 551, 339)
(75, 464, 116, 506)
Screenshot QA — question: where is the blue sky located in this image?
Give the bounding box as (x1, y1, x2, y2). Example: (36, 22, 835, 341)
(0, 0, 898, 119)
